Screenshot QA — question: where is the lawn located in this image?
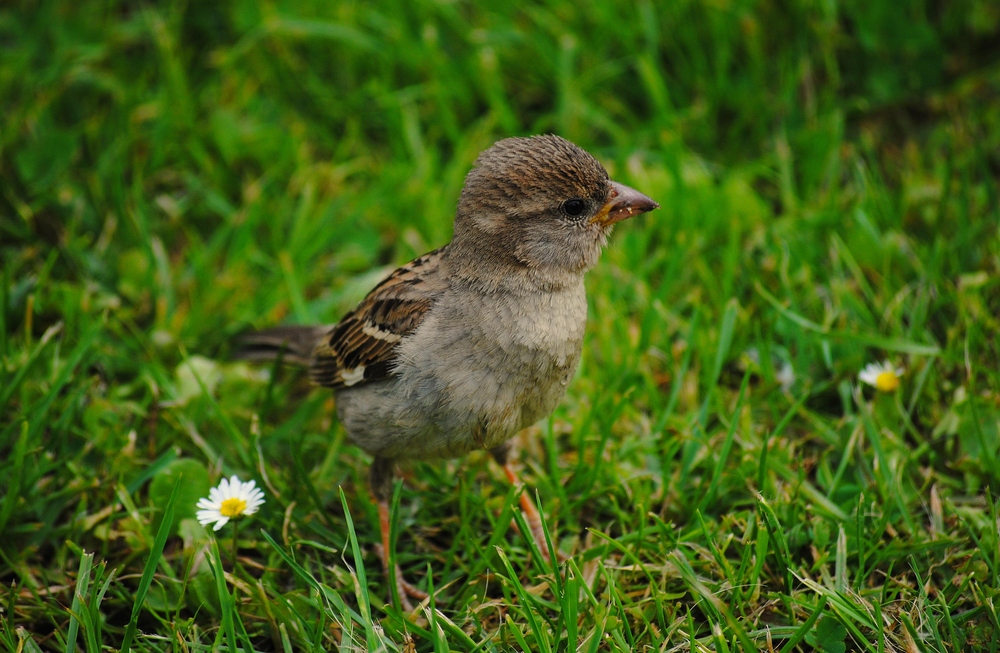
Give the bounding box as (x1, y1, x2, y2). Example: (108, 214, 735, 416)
(2, 1, 1000, 651)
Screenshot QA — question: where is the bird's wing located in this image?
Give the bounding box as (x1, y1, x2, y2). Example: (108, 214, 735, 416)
(309, 247, 448, 388)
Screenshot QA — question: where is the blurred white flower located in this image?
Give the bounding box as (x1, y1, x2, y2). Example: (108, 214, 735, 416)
(742, 347, 795, 392)
(859, 361, 904, 393)
(196, 476, 265, 531)
(776, 361, 796, 393)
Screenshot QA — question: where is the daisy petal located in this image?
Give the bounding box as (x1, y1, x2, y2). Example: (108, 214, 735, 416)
(859, 360, 904, 393)
(195, 475, 266, 532)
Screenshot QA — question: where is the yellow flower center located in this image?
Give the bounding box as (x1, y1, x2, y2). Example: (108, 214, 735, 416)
(875, 370, 900, 392)
(220, 497, 247, 518)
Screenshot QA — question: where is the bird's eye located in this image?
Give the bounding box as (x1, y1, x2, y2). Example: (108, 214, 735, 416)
(561, 198, 587, 217)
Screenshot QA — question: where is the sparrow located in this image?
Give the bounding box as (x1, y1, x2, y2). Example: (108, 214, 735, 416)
(239, 134, 658, 608)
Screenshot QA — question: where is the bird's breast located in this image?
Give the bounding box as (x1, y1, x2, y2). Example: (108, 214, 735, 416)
(402, 282, 588, 380)
(489, 283, 588, 363)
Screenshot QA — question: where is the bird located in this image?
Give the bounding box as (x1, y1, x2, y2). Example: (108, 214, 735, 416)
(238, 134, 658, 608)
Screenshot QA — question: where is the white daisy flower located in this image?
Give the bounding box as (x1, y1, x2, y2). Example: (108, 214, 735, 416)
(196, 475, 265, 531)
(858, 361, 904, 393)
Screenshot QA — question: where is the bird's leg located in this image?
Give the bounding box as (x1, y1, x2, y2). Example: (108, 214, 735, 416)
(490, 442, 558, 562)
(370, 457, 428, 611)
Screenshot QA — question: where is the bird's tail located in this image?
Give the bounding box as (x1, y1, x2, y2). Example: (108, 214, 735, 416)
(234, 325, 329, 366)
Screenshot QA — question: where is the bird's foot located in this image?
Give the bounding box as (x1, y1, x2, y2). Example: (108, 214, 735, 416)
(376, 500, 428, 611)
(373, 543, 429, 611)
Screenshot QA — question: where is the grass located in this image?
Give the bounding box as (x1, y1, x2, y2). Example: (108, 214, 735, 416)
(2, 0, 1000, 650)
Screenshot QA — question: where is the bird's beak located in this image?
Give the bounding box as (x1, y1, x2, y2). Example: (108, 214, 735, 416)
(590, 181, 660, 227)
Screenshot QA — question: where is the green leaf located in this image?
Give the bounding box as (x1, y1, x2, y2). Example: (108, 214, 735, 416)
(148, 458, 210, 536)
(815, 616, 847, 653)
(173, 356, 223, 406)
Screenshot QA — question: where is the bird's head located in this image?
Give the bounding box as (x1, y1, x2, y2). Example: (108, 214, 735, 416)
(453, 135, 658, 284)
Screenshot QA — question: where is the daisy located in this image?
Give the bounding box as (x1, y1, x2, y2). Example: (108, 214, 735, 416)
(196, 476, 265, 531)
(858, 360, 904, 393)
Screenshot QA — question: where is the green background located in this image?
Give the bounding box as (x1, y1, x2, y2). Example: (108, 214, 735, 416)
(2, 1, 999, 651)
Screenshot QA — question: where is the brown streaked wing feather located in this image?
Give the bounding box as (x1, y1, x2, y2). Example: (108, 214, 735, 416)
(308, 247, 448, 388)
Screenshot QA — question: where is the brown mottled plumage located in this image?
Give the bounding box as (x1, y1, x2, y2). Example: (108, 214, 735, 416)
(238, 135, 658, 609)
(309, 247, 448, 388)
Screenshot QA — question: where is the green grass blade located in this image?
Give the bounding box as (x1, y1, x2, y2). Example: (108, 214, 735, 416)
(65, 550, 93, 653)
(777, 596, 829, 653)
(118, 477, 182, 653)
(698, 368, 750, 512)
(207, 538, 238, 653)
(495, 546, 552, 653)
(339, 487, 378, 651)
(0, 323, 61, 413)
